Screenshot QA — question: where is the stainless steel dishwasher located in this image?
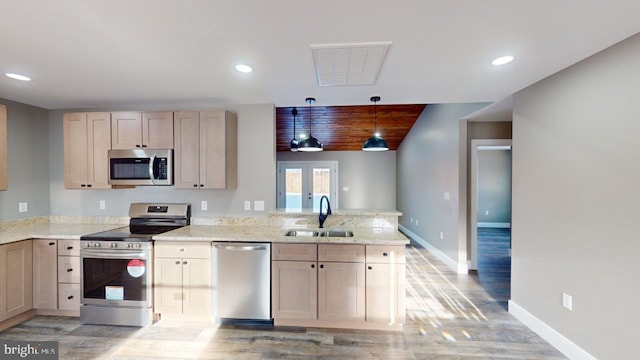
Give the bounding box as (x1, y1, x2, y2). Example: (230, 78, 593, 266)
(211, 242, 272, 324)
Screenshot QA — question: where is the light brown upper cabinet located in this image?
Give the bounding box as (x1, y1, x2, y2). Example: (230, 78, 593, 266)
(174, 110, 237, 189)
(0, 104, 7, 190)
(111, 111, 174, 149)
(63, 112, 112, 189)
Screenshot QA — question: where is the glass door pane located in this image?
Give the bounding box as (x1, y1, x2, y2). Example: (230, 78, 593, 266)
(285, 168, 303, 211)
(311, 167, 331, 212)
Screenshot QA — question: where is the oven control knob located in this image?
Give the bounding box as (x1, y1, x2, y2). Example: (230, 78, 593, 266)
(95, 242, 101, 248)
(110, 243, 117, 248)
(127, 243, 133, 248)
(135, 243, 141, 249)
(86, 243, 91, 248)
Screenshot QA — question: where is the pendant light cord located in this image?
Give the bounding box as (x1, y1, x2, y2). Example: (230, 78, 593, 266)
(371, 96, 380, 135)
(306, 97, 316, 137)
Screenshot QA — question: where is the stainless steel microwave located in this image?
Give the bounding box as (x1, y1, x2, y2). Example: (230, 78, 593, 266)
(108, 149, 173, 186)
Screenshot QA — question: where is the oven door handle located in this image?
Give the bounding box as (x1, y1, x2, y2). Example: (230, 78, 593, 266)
(149, 154, 157, 184)
(81, 249, 148, 259)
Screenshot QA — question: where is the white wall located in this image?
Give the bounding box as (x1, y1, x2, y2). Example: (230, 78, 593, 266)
(397, 103, 487, 269)
(277, 150, 396, 210)
(511, 33, 640, 359)
(0, 98, 50, 221)
(48, 103, 276, 217)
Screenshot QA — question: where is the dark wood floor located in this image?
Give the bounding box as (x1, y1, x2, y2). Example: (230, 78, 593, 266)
(0, 238, 566, 359)
(470, 227, 512, 309)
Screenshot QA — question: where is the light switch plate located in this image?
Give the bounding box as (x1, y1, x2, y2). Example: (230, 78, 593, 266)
(201, 200, 208, 211)
(244, 201, 251, 211)
(254, 200, 265, 211)
(18, 202, 28, 213)
(99, 200, 106, 210)
(562, 293, 573, 311)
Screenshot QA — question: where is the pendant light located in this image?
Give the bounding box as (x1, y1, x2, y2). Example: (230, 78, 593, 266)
(298, 97, 323, 152)
(362, 96, 389, 151)
(289, 107, 299, 152)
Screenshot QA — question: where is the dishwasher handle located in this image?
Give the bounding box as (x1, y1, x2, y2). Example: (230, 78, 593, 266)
(213, 244, 268, 251)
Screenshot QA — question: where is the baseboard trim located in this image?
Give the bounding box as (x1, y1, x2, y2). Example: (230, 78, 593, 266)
(399, 225, 468, 274)
(508, 300, 595, 360)
(478, 222, 511, 228)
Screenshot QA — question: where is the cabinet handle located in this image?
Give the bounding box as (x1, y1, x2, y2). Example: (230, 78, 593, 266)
(179, 248, 184, 252)
(311, 264, 315, 268)
(142, 144, 147, 148)
(67, 246, 73, 250)
(193, 184, 198, 188)
(81, 184, 86, 187)
(136, 144, 141, 148)
(175, 260, 180, 265)
(67, 295, 74, 300)
(183, 260, 188, 265)
(368, 266, 373, 270)
(320, 264, 324, 269)
(49, 242, 55, 246)
(87, 184, 92, 187)
(67, 268, 73, 272)
(383, 252, 388, 257)
(199, 184, 204, 187)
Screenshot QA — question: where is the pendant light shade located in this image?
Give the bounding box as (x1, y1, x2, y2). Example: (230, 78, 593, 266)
(289, 107, 299, 152)
(298, 97, 323, 152)
(363, 96, 389, 151)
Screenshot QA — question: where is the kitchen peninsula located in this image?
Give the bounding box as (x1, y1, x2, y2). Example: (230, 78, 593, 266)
(0, 209, 408, 332)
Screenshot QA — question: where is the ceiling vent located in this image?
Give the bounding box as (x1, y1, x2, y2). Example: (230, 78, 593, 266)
(311, 42, 391, 87)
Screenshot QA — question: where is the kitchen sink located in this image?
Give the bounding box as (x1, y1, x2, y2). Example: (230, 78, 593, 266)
(319, 230, 354, 237)
(285, 230, 319, 237)
(284, 229, 354, 237)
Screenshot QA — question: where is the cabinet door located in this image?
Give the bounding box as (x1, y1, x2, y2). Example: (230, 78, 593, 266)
(318, 262, 365, 322)
(200, 110, 237, 189)
(182, 258, 211, 316)
(0, 241, 33, 321)
(86, 112, 111, 189)
(57, 256, 80, 284)
(63, 113, 89, 189)
(365, 263, 406, 325)
(272, 261, 317, 320)
(111, 111, 143, 149)
(143, 112, 174, 149)
(33, 240, 58, 310)
(173, 111, 201, 189)
(154, 258, 184, 315)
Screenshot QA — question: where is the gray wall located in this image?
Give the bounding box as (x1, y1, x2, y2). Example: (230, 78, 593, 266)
(512, 33, 640, 359)
(397, 103, 487, 265)
(477, 149, 511, 224)
(277, 150, 396, 210)
(48, 103, 276, 217)
(0, 99, 50, 221)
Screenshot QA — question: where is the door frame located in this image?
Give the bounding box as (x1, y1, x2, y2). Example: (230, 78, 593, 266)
(469, 139, 512, 270)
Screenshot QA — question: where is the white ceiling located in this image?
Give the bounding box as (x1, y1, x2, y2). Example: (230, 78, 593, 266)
(1, 0, 638, 110)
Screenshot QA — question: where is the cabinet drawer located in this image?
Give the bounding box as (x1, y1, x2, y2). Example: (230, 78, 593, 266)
(366, 245, 406, 264)
(58, 239, 80, 256)
(272, 243, 317, 261)
(58, 283, 80, 311)
(155, 242, 211, 259)
(318, 244, 365, 263)
(58, 256, 80, 283)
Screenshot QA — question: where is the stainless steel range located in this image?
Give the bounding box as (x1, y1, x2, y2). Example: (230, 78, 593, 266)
(80, 203, 190, 326)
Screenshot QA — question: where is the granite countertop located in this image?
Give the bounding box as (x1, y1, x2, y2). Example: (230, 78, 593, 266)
(0, 223, 125, 245)
(153, 225, 409, 245)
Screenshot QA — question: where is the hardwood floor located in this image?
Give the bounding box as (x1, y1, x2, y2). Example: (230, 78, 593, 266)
(0, 242, 565, 359)
(470, 228, 512, 309)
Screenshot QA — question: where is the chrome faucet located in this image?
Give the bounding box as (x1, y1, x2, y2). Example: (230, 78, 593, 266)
(318, 195, 332, 228)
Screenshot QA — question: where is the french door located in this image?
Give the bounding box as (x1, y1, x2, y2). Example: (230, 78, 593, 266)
(277, 161, 338, 212)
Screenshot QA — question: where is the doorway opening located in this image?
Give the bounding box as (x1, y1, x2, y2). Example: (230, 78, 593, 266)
(276, 161, 338, 212)
(470, 140, 512, 309)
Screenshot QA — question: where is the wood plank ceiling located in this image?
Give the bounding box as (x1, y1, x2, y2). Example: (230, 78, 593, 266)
(276, 104, 426, 151)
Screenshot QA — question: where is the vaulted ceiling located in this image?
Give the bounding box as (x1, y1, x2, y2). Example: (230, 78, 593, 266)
(276, 104, 426, 151)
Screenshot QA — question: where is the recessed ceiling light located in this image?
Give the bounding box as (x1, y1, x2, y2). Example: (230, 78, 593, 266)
(235, 64, 253, 73)
(5, 73, 31, 81)
(491, 56, 514, 66)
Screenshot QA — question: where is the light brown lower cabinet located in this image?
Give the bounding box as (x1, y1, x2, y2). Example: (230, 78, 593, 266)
(272, 242, 405, 331)
(32, 239, 81, 314)
(154, 242, 211, 320)
(0, 240, 33, 322)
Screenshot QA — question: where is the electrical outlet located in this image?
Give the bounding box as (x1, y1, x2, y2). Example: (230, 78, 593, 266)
(201, 200, 208, 211)
(99, 200, 106, 210)
(244, 201, 251, 211)
(444, 192, 450, 200)
(342, 186, 349, 192)
(440, 232, 444, 240)
(415, 219, 419, 226)
(485, 210, 489, 216)
(410, 217, 413, 224)
(18, 202, 28, 213)
(562, 293, 573, 311)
